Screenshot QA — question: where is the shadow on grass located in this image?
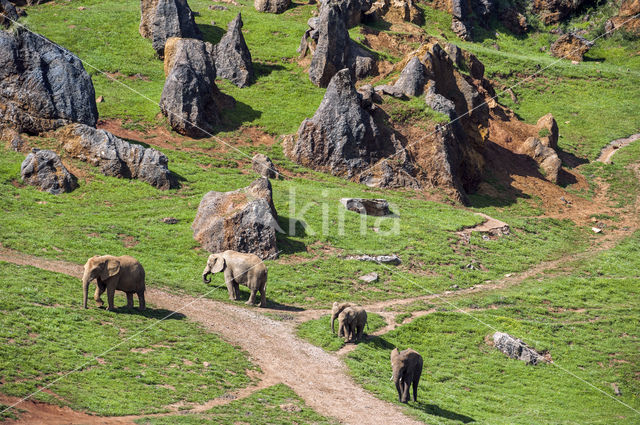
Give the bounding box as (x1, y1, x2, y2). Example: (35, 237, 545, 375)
(254, 61, 286, 79)
(199, 23, 225, 45)
(112, 306, 187, 320)
(232, 287, 305, 311)
(220, 99, 263, 131)
(413, 401, 475, 423)
(276, 215, 307, 255)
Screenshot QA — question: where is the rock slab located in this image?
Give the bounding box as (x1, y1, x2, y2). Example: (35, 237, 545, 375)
(550, 33, 593, 62)
(254, 0, 290, 13)
(60, 123, 177, 189)
(21, 149, 77, 194)
(139, 0, 202, 57)
(0, 28, 98, 135)
(192, 178, 280, 259)
(493, 332, 546, 365)
(252, 153, 278, 179)
(212, 13, 254, 88)
(340, 198, 391, 216)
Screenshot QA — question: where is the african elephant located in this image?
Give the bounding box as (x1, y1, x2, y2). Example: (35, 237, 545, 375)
(82, 255, 146, 311)
(202, 250, 267, 307)
(337, 306, 368, 342)
(390, 348, 423, 403)
(331, 302, 356, 336)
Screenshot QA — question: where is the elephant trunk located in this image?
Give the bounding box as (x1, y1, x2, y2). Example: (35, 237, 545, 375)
(82, 270, 91, 309)
(202, 265, 211, 284)
(331, 314, 337, 333)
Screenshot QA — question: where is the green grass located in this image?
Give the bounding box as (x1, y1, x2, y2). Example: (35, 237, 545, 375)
(0, 262, 255, 416)
(20, 0, 325, 132)
(0, 405, 17, 421)
(345, 232, 640, 424)
(297, 313, 387, 351)
(137, 384, 338, 425)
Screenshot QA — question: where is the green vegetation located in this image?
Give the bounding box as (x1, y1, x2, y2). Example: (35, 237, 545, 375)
(0, 262, 254, 415)
(346, 232, 640, 424)
(297, 313, 387, 351)
(138, 384, 338, 425)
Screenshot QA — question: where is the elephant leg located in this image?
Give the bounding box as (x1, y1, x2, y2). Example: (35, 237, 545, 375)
(395, 380, 403, 403)
(413, 364, 422, 402)
(94, 285, 105, 307)
(402, 376, 411, 403)
(137, 291, 146, 310)
(259, 286, 266, 308)
(246, 288, 257, 305)
(106, 286, 116, 311)
(126, 293, 134, 309)
(224, 270, 237, 300)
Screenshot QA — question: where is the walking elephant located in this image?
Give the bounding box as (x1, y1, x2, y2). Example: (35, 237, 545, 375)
(390, 348, 423, 403)
(202, 250, 267, 307)
(82, 255, 146, 311)
(336, 306, 367, 342)
(331, 302, 356, 336)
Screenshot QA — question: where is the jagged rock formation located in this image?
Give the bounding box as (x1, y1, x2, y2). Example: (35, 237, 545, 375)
(192, 178, 280, 260)
(139, 0, 202, 58)
(536, 113, 559, 150)
(365, 0, 424, 25)
(307, 0, 375, 87)
(160, 37, 233, 138)
(550, 33, 593, 61)
(0, 28, 98, 135)
(252, 153, 278, 179)
(492, 332, 547, 365)
(0, 0, 19, 28)
(532, 0, 588, 25)
(254, 0, 290, 13)
(21, 149, 77, 194)
(500, 7, 528, 35)
(518, 137, 561, 183)
(340, 198, 391, 216)
(59, 124, 177, 189)
(607, 0, 640, 35)
(392, 56, 427, 97)
(212, 13, 254, 88)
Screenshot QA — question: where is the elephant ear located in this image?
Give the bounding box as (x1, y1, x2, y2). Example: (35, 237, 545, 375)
(210, 255, 225, 273)
(101, 258, 121, 280)
(390, 348, 399, 361)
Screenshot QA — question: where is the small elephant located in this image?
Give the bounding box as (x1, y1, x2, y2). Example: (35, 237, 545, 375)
(202, 250, 267, 307)
(390, 348, 423, 403)
(331, 302, 356, 336)
(82, 255, 146, 311)
(334, 304, 367, 343)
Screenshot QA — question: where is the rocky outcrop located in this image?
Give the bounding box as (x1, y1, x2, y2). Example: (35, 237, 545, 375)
(212, 14, 254, 88)
(535, 113, 558, 149)
(365, 0, 423, 25)
(340, 198, 391, 216)
(492, 332, 547, 365)
(431, 0, 529, 38)
(550, 33, 593, 61)
(308, 1, 375, 87)
(139, 0, 202, 58)
(607, 0, 640, 35)
(500, 7, 528, 35)
(191, 178, 280, 259)
(0, 0, 19, 28)
(254, 0, 290, 13)
(21, 149, 77, 194)
(160, 37, 232, 138)
(345, 254, 401, 265)
(532, 0, 587, 25)
(59, 124, 177, 189)
(0, 28, 98, 135)
(518, 137, 561, 183)
(252, 153, 278, 179)
(286, 69, 389, 175)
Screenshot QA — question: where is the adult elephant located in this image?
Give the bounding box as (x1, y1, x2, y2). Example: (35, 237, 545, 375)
(390, 348, 423, 403)
(82, 255, 145, 311)
(202, 250, 267, 307)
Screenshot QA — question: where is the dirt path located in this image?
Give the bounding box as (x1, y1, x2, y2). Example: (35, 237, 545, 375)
(0, 249, 423, 425)
(597, 132, 640, 163)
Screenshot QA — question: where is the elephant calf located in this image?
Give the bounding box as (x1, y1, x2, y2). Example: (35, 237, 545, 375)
(390, 348, 423, 403)
(202, 250, 267, 307)
(331, 302, 367, 342)
(82, 255, 146, 311)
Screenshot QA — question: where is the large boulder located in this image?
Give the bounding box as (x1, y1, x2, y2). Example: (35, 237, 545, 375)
(393, 56, 426, 97)
(518, 137, 561, 183)
(21, 149, 77, 194)
(0, 28, 98, 135)
(160, 37, 232, 138)
(535, 113, 558, 149)
(59, 123, 177, 189)
(139, 0, 202, 58)
(340, 198, 391, 216)
(365, 0, 423, 25)
(212, 13, 254, 88)
(492, 332, 546, 365)
(254, 0, 290, 14)
(550, 33, 593, 62)
(532, 0, 587, 25)
(192, 178, 280, 260)
(608, 0, 640, 35)
(0, 0, 19, 28)
(308, 0, 375, 87)
(287, 69, 388, 176)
